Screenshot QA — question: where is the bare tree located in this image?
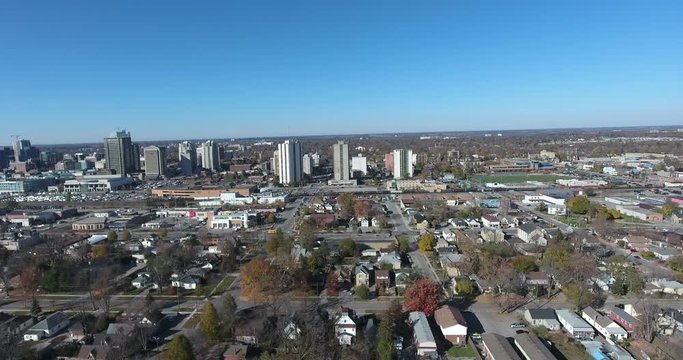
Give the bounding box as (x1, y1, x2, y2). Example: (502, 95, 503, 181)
(635, 299, 661, 343)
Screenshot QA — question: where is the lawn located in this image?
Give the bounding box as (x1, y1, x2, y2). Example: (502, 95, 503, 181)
(211, 275, 236, 294)
(479, 174, 572, 184)
(447, 343, 478, 358)
(548, 333, 592, 360)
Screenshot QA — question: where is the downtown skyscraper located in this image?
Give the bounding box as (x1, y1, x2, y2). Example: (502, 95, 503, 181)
(392, 149, 413, 179)
(201, 140, 220, 172)
(144, 146, 167, 178)
(332, 140, 350, 181)
(103, 130, 139, 175)
(178, 141, 197, 175)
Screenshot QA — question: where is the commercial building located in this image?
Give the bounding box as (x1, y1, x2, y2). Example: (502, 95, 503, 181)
(278, 140, 303, 185)
(208, 211, 256, 229)
(13, 138, 37, 163)
(302, 153, 313, 175)
(332, 141, 350, 181)
(72, 217, 107, 231)
(201, 140, 220, 172)
(144, 146, 167, 178)
(351, 155, 367, 176)
(615, 205, 664, 222)
(63, 175, 133, 193)
(0, 178, 54, 195)
(104, 130, 138, 175)
(178, 141, 197, 175)
(393, 149, 413, 179)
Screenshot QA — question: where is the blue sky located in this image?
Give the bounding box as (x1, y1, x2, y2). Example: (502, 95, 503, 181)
(1, 0, 681, 144)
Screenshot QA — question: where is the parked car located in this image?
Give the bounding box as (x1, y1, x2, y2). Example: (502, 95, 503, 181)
(511, 323, 527, 328)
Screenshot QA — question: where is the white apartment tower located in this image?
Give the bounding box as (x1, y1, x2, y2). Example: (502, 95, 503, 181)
(302, 153, 313, 176)
(278, 140, 303, 185)
(201, 140, 220, 172)
(393, 149, 414, 179)
(351, 155, 367, 176)
(178, 141, 196, 175)
(143, 146, 166, 178)
(332, 141, 350, 181)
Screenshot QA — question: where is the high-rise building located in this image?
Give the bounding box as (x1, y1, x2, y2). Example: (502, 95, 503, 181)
(332, 141, 350, 181)
(384, 153, 394, 172)
(302, 153, 313, 176)
(13, 139, 32, 163)
(104, 130, 138, 175)
(311, 152, 321, 167)
(278, 140, 302, 185)
(393, 149, 413, 179)
(201, 140, 220, 172)
(352, 155, 367, 176)
(271, 150, 280, 176)
(39, 151, 62, 167)
(0, 147, 11, 169)
(178, 141, 197, 176)
(144, 146, 167, 178)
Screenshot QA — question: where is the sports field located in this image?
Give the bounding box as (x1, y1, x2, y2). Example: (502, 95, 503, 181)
(479, 174, 573, 184)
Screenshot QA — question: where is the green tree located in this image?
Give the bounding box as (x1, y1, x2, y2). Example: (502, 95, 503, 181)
(397, 237, 410, 257)
(164, 335, 194, 360)
(661, 201, 679, 217)
(377, 311, 395, 360)
(563, 282, 595, 310)
(106, 230, 118, 242)
(567, 196, 591, 215)
(220, 293, 237, 339)
(455, 280, 475, 299)
(199, 302, 220, 342)
(512, 256, 538, 273)
(356, 284, 370, 300)
(418, 233, 436, 252)
(120, 230, 132, 241)
(30, 296, 41, 316)
(338, 239, 356, 257)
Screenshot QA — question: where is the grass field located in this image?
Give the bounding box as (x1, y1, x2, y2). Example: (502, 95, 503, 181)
(479, 174, 572, 184)
(548, 333, 592, 360)
(447, 343, 478, 358)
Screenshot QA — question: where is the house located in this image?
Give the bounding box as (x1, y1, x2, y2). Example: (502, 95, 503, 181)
(481, 228, 505, 243)
(434, 305, 468, 346)
(547, 203, 567, 216)
(69, 323, 86, 342)
(131, 272, 154, 289)
(523, 309, 560, 331)
(517, 224, 546, 246)
(141, 236, 157, 248)
(334, 308, 357, 345)
(609, 306, 636, 333)
(377, 251, 401, 270)
(481, 214, 501, 228)
(409, 311, 437, 356)
(355, 264, 373, 287)
(234, 307, 265, 345)
(140, 310, 164, 327)
(438, 252, 465, 277)
(582, 307, 628, 341)
(513, 333, 556, 360)
(222, 343, 249, 360)
(395, 272, 411, 289)
(361, 249, 379, 258)
(464, 219, 481, 228)
(647, 280, 683, 295)
(375, 270, 391, 290)
(482, 333, 522, 360)
(75, 345, 112, 360)
(556, 309, 594, 339)
(360, 217, 371, 228)
(2, 315, 36, 337)
(172, 274, 202, 290)
(23, 312, 70, 341)
(648, 245, 681, 261)
(524, 271, 550, 288)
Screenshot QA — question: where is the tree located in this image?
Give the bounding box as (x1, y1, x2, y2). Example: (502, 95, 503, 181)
(30, 296, 41, 315)
(120, 230, 132, 242)
(164, 335, 194, 360)
(455, 280, 475, 299)
(404, 279, 442, 316)
(567, 196, 591, 215)
(298, 219, 318, 250)
(661, 201, 679, 217)
(338, 239, 356, 257)
(511, 256, 538, 273)
(107, 230, 118, 242)
(397, 237, 410, 257)
(220, 293, 237, 339)
(158, 228, 169, 239)
(418, 233, 436, 252)
(356, 284, 370, 300)
(19, 266, 40, 302)
(337, 193, 356, 218)
(377, 311, 394, 360)
(199, 302, 220, 342)
(635, 300, 661, 342)
(563, 282, 597, 310)
(668, 255, 683, 272)
(240, 258, 278, 302)
(325, 271, 340, 296)
(91, 244, 109, 261)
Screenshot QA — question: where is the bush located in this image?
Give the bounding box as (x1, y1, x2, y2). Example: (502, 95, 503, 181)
(356, 284, 370, 300)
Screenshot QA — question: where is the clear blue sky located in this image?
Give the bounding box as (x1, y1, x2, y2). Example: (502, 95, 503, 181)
(1, 0, 681, 144)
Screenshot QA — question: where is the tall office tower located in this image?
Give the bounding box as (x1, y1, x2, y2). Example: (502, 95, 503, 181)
(39, 151, 61, 167)
(0, 147, 11, 169)
(178, 141, 197, 175)
(332, 141, 350, 181)
(393, 149, 414, 179)
(311, 152, 321, 167)
(201, 140, 220, 172)
(351, 155, 367, 176)
(271, 150, 280, 176)
(278, 140, 302, 185)
(302, 153, 313, 176)
(144, 146, 167, 178)
(103, 130, 137, 175)
(13, 139, 34, 163)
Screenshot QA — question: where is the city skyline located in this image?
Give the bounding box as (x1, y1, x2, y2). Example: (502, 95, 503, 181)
(1, 0, 682, 143)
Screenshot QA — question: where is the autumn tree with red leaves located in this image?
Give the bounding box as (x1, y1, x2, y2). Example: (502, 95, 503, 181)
(403, 279, 443, 316)
(325, 271, 340, 296)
